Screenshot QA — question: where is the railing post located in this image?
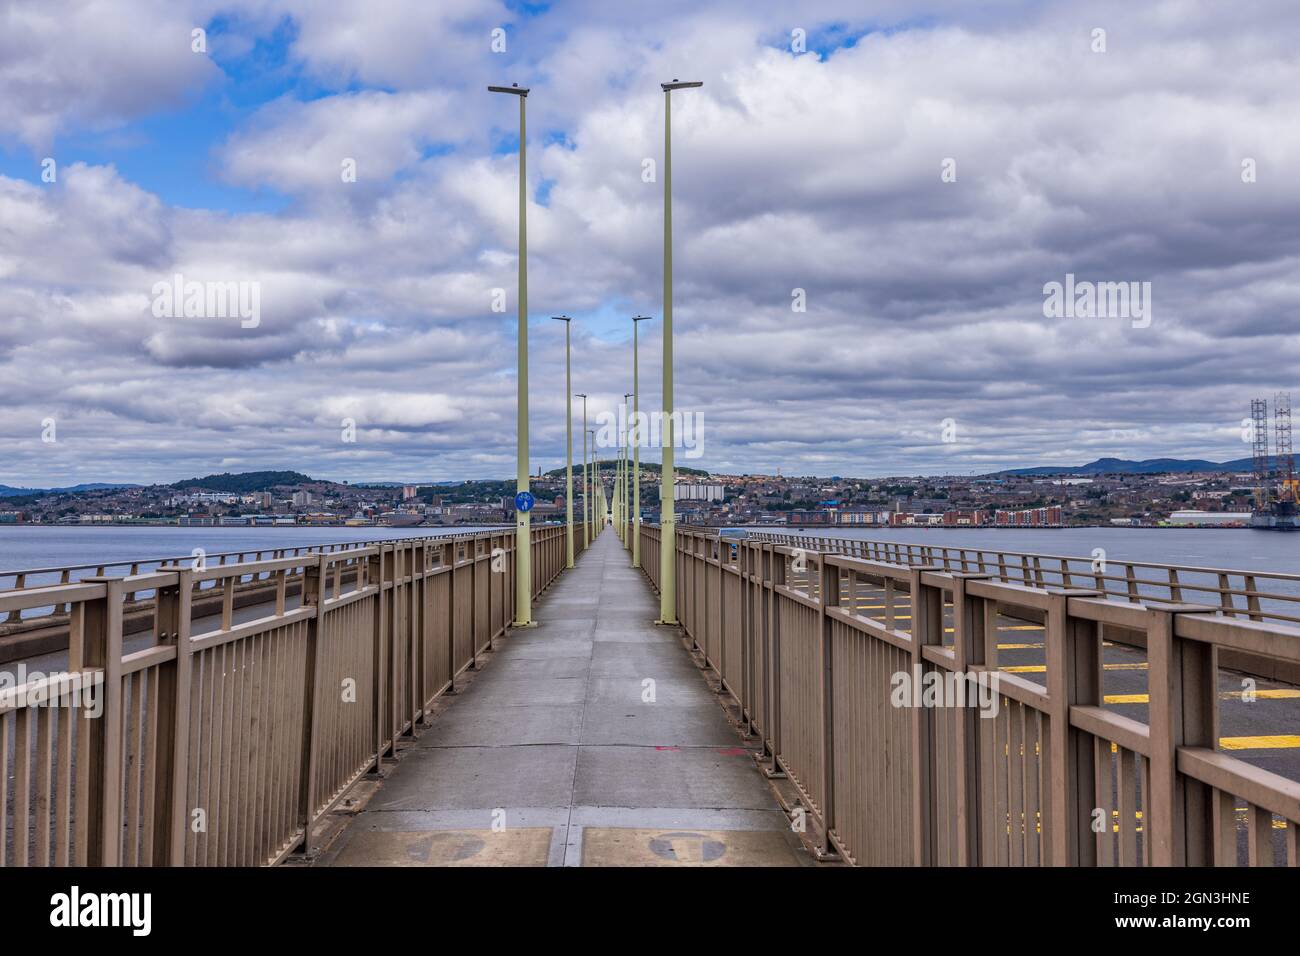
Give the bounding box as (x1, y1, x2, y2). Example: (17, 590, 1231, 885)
(740, 541, 754, 736)
(414, 543, 427, 724)
(484, 540, 496, 653)
(469, 539, 481, 669)
(293, 555, 326, 857)
(73, 577, 124, 866)
(1044, 589, 1103, 867)
(504, 532, 514, 631)
(908, 566, 943, 866)
(716, 539, 726, 679)
(816, 552, 840, 861)
(500, 534, 510, 635)
(687, 535, 696, 640)
(401, 543, 417, 734)
(153, 568, 193, 865)
(676, 525, 684, 623)
(949, 571, 993, 866)
(1147, 603, 1218, 865)
(369, 546, 387, 772)
(444, 542, 458, 695)
(757, 542, 771, 746)
(387, 544, 402, 747)
(764, 545, 786, 778)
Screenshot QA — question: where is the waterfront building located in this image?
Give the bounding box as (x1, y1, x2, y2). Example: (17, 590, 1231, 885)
(674, 482, 725, 502)
(1166, 510, 1252, 527)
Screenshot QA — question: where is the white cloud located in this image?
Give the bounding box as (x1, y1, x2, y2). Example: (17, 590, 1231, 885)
(4, 0, 1300, 486)
(0, 0, 219, 149)
(220, 90, 458, 193)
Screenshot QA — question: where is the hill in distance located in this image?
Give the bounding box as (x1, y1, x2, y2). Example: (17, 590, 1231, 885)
(997, 456, 1261, 477)
(0, 482, 137, 497)
(170, 471, 320, 493)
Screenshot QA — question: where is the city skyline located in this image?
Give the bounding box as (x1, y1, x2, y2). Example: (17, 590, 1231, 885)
(4, 1, 1300, 486)
(0, 448, 1276, 496)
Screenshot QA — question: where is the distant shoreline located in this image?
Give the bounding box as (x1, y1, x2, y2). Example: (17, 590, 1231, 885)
(0, 523, 512, 530)
(734, 523, 1255, 531)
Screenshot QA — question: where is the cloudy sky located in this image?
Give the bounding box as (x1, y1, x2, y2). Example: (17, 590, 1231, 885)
(2, 0, 1299, 486)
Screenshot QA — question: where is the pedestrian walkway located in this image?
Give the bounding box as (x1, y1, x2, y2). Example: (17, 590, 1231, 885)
(316, 527, 808, 866)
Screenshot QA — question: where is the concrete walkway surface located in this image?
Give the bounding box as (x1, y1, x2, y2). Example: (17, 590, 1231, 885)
(315, 527, 808, 867)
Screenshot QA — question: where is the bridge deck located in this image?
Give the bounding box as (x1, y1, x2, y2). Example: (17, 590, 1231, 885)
(316, 528, 808, 867)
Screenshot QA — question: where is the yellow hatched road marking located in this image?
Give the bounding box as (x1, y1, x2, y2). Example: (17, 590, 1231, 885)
(1102, 738, 1300, 753)
(1219, 735, 1300, 750)
(1224, 689, 1300, 700)
(1002, 663, 1147, 674)
(1106, 689, 1300, 705)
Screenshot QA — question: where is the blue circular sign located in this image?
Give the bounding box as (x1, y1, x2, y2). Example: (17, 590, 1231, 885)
(514, 491, 535, 512)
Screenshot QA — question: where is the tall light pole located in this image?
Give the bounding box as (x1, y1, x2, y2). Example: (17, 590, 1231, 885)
(616, 406, 625, 539)
(613, 405, 622, 538)
(631, 316, 652, 568)
(489, 81, 534, 626)
(616, 402, 626, 541)
(596, 438, 608, 521)
(588, 428, 599, 525)
(623, 391, 633, 551)
(577, 393, 588, 547)
(657, 79, 701, 625)
(552, 316, 573, 567)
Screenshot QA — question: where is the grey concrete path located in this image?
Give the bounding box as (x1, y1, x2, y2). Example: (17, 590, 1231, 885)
(317, 526, 807, 866)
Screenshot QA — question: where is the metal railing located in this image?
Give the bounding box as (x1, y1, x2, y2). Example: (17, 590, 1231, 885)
(640, 523, 1300, 867)
(0, 527, 515, 617)
(0, 523, 584, 866)
(745, 530, 1300, 627)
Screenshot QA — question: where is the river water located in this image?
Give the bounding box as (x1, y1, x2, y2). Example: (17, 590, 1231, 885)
(0, 525, 511, 580)
(4, 524, 1296, 577)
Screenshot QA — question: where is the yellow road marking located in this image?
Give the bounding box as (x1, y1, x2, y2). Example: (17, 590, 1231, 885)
(1106, 689, 1300, 705)
(1219, 735, 1300, 750)
(1225, 689, 1300, 700)
(1002, 663, 1147, 674)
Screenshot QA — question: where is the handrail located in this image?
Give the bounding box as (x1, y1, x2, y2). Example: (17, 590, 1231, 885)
(720, 528, 1300, 626)
(0, 526, 513, 582)
(743, 528, 1300, 582)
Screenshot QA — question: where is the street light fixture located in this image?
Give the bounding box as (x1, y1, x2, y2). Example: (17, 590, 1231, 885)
(657, 78, 701, 625)
(631, 316, 652, 568)
(552, 316, 573, 568)
(488, 81, 534, 626)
